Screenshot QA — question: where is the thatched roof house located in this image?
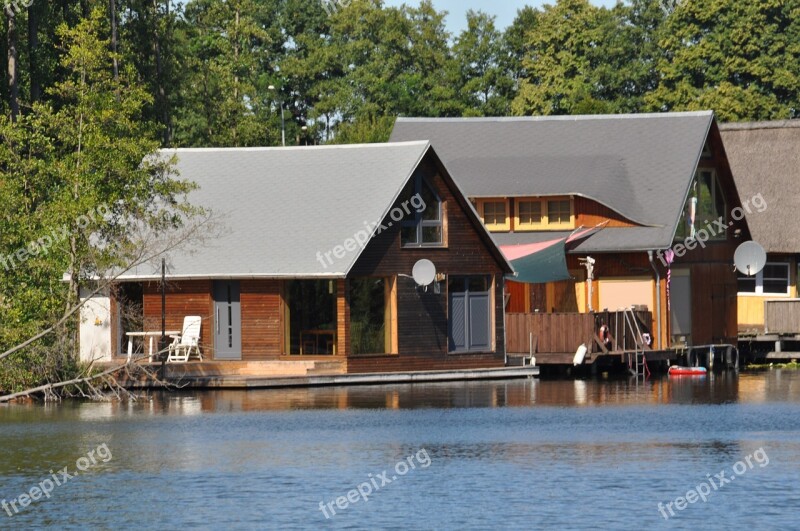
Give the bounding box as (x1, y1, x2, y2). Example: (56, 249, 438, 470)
(720, 120, 800, 336)
(720, 121, 800, 254)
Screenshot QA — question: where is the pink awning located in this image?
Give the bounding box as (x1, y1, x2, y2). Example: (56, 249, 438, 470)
(500, 238, 564, 261)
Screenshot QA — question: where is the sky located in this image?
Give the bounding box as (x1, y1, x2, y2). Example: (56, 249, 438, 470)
(382, 0, 619, 35)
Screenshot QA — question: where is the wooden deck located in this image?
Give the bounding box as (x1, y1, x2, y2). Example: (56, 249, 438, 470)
(116, 364, 539, 389)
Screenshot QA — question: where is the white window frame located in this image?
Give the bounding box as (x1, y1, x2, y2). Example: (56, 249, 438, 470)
(738, 262, 791, 296)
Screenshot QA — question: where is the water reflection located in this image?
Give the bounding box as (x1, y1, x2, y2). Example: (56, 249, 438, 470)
(1, 372, 799, 529)
(3, 371, 800, 420)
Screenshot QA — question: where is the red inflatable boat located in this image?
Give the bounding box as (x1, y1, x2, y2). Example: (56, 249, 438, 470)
(669, 366, 708, 376)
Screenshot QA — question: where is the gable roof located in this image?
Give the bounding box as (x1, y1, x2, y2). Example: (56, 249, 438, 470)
(119, 142, 453, 280)
(390, 112, 715, 252)
(719, 121, 800, 254)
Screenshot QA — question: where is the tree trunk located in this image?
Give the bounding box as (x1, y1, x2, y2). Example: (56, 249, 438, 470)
(109, 0, 119, 81)
(7, 11, 19, 121)
(152, 0, 170, 145)
(28, 3, 40, 102)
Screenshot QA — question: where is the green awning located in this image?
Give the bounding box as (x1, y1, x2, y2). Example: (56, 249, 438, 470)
(505, 238, 571, 284)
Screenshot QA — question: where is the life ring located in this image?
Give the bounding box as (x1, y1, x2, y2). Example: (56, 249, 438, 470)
(598, 325, 612, 349)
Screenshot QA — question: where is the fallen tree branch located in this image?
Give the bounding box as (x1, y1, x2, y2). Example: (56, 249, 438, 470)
(0, 350, 183, 403)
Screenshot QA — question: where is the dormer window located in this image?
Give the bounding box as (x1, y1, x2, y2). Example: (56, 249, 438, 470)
(514, 197, 574, 231)
(401, 174, 444, 247)
(477, 199, 511, 231)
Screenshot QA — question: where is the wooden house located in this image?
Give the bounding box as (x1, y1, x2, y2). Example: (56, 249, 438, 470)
(78, 142, 513, 375)
(720, 121, 800, 341)
(391, 112, 751, 362)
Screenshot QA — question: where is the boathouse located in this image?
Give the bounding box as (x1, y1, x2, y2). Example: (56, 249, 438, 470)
(78, 142, 513, 375)
(391, 112, 752, 366)
(720, 121, 800, 358)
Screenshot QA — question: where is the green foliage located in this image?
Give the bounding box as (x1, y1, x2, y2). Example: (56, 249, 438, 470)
(0, 9, 198, 393)
(1, 0, 800, 391)
(330, 115, 396, 144)
(453, 11, 513, 116)
(646, 0, 800, 120)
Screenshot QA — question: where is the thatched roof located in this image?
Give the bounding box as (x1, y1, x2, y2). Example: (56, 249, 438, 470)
(720, 121, 800, 254)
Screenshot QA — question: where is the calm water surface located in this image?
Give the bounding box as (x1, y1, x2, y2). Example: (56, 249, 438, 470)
(2, 371, 800, 530)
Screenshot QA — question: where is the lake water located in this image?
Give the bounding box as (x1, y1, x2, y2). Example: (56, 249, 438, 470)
(2, 371, 800, 530)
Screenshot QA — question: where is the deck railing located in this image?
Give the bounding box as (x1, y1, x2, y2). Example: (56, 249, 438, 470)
(506, 313, 595, 354)
(506, 310, 653, 354)
(764, 299, 800, 335)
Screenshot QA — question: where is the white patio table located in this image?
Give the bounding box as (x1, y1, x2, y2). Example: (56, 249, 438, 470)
(126, 331, 181, 362)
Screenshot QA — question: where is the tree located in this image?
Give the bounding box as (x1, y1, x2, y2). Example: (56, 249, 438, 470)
(646, 0, 800, 120)
(172, 0, 272, 146)
(452, 10, 512, 116)
(511, 0, 618, 115)
(0, 9, 199, 392)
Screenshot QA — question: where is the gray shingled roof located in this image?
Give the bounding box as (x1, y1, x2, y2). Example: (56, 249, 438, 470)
(119, 142, 433, 279)
(720, 121, 800, 254)
(390, 112, 715, 252)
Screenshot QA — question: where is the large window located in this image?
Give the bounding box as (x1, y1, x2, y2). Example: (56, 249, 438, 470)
(738, 263, 790, 295)
(286, 280, 337, 355)
(676, 170, 727, 241)
(514, 197, 574, 231)
(401, 175, 444, 247)
(349, 278, 394, 355)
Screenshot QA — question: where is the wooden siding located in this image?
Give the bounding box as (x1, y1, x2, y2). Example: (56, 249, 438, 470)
(346, 354, 504, 373)
(506, 313, 595, 354)
(336, 279, 351, 358)
(506, 281, 527, 313)
(240, 280, 283, 360)
(738, 296, 768, 332)
(765, 300, 800, 334)
(574, 197, 638, 228)
(143, 280, 214, 356)
(349, 155, 506, 370)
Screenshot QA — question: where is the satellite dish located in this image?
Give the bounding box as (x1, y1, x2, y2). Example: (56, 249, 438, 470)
(412, 259, 437, 287)
(734, 241, 767, 277)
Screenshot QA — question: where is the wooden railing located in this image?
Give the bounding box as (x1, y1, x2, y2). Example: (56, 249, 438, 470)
(506, 313, 595, 354)
(765, 299, 800, 335)
(506, 310, 653, 354)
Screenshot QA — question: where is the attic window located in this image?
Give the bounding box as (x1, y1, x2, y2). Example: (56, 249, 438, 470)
(702, 141, 712, 158)
(514, 197, 574, 231)
(477, 199, 511, 231)
(675, 170, 727, 242)
(401, 175, 444, 247)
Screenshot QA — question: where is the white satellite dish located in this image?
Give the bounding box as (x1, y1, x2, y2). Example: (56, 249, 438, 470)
(412, 259, 437, 287)
(734, 241, 767, 276)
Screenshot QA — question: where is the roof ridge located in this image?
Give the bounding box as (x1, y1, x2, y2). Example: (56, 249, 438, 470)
(395, 111, 713, 123)
(719, 120, 800, 131)
(160, 141, 430, 153)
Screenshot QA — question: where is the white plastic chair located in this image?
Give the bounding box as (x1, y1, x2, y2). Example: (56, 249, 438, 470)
(167, 316, 203, 362)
